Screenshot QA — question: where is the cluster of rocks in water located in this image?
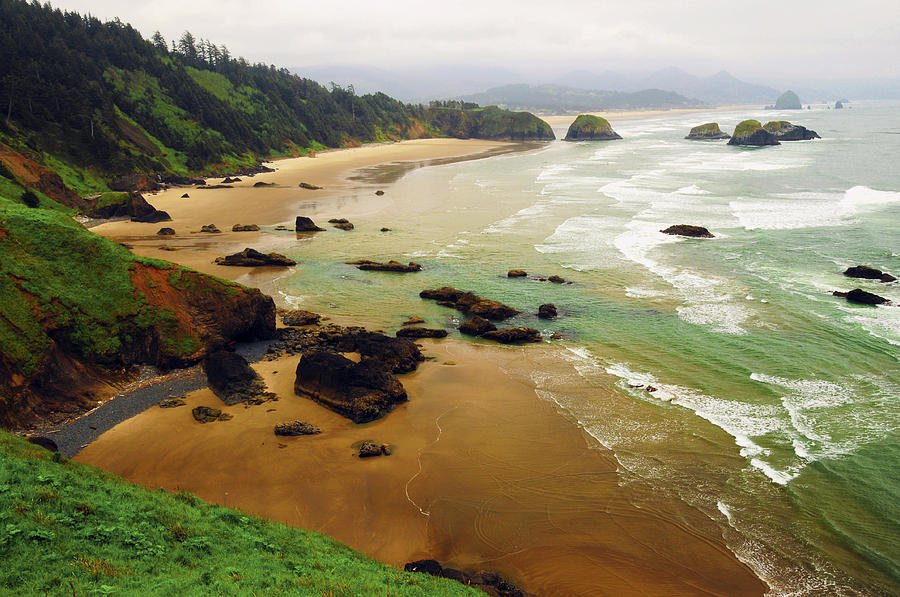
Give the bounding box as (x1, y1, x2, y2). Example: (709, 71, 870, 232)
(419, 287, 544, 344)
(404, 560, 534, 597)
(660, 224, 714, 238)
(833, 265, 895, 306)
(214, 248, 296, 267)
(328, 218, 354, 230)
(684, 119, 820, 146)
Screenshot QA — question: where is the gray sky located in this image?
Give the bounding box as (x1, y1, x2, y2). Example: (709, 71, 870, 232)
(48, 0, 899, 81)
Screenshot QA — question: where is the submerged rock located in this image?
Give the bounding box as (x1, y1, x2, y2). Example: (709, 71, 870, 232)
(349, 259, 422, 272)
(295, 216, 325, 232)
(199, 224, 221, 233)
(564, 114, 622, 141)
(727, 120, 779, 146)
(214, 248, 296, 267)
(294, 350, 407, 423)
(395, 326, 448, 339)
(458, 316, 497, 336)
(833, 288, 890, 305)
(843, 265, 896, 283)
(685, 122, 730, 140)
(329, 218, 354, 230)
(274, 421, 321, 436)
(402, 316, 425, 326)
(763, 121, 820, 141)
(481, 327, 542, 344)
(660, 224, 714, 238)
(232, 224, 260, 231)
(538, 303, 558, 319)
(548, 275, 566, 284)
(299, 182, 323, 190)
(420, 287, 520, 321)
(508, 269, 527, 278)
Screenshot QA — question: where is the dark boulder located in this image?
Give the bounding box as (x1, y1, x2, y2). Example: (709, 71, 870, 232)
(358, 441, 391, 457)
(763, 121, 821, 141)
(482, 327, 542, 344)
(200, 224, 221, 233)
(214, 248, 296, 267)
(232, 224, 260, 232)
(833, 289, 890, 305)
(295, 216, 325, 232)
(352, 332, 424, 373)
(548, 275, 566, 284)
(420, 287, 520, 321)
(299, 182, 323, 190)
(507, 269, 527, 277)
(192, 406, 230, 423)
(158, 397, 186, 408)
(274, 421, 321, 436)
(203, 350, 268, 405)
(404, 559, 534, 596)
(660, 225, 714, 238)
(294, 350, 407, 423)
(329, 218, 354, 230)
(349, 259, 422, 272)
(181, 193, 190, 198)
(396, 327, 448, 339)
(157, 227, 175, 236)
(727, 120, 779, 146)
(375, 190, 385, 196)
(843, 265, 896, 283)
(538, 304, 558, 319)
(402, 316, 425, 326)
(282, 310, 321, 326)
(459, 316, 497, 336)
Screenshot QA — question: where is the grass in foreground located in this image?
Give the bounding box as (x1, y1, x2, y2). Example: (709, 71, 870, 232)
(0, 431, 479, 596)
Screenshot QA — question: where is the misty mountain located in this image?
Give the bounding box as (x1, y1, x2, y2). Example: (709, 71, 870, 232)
(459, 84, 702, 113)
(552, 67, 780, 105)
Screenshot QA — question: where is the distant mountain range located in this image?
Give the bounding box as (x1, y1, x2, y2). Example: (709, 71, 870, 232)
(459, 84, 702, 112)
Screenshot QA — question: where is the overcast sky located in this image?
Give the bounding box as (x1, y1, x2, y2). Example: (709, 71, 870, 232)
(48, 0, 899, 81)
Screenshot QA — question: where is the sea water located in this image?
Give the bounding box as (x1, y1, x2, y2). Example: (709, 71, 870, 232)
(274, 102, 900, 595)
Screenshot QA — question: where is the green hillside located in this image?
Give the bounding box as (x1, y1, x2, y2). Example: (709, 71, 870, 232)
(0, 430, 478, 596)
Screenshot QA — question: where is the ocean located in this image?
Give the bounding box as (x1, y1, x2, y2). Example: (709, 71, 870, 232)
(274, 102, 899, 595)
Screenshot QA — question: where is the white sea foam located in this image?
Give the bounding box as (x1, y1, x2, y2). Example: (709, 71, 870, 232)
(717, 501, 733, 523)
(676, 184, 711, 195)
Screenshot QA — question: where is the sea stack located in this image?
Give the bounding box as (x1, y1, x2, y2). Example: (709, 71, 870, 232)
(727, 120, 779, 146)
(685, 123, 730, 140)
(763, 121, 820, 141)
(564, 115, 622, 141)
(773, 90, 802, 110)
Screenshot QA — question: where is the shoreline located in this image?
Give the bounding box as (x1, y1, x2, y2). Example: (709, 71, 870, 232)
(539, 104, 762, 126)
(78, 136, 767, 596)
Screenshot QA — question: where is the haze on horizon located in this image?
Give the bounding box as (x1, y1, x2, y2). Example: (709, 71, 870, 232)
(47, 0, 899, 86)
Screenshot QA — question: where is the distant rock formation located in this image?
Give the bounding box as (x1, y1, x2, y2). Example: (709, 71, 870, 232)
(564, 114, 622, 141)
(835, 101, 844, 109)
(727, 120, 779, 146)
(685, 123, 730, 140)
(660, 224, 714, 238)
(773, 90, 802, 110)
(232, 224, 260, 231)
(843, 265, 896, 283)
(763, 121, 820, 141)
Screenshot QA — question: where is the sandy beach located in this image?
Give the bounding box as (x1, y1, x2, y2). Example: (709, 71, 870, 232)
(79, 138, 767, 596)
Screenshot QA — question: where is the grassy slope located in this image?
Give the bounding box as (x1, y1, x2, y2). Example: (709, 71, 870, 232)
(0, 431, 478, 596)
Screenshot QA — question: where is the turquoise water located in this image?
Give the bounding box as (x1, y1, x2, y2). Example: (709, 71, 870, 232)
(273, 102, 900, 595)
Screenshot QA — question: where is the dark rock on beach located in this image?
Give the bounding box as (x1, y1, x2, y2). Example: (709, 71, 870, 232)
(197, 184, 233, 190)
(158, 397, 186, 408)
(282, 309, 321, 326)
(192, 406, 230, 423)
(833, 288, 891, 305)
(274, 421, 321, 436)
(358, 441, 391, 457)
(181, 193, 190, 198)
(686, 122, 730, 140)
(482, 327, 542, 344)
(763, 121, 820, 141)
(375, 190, 385, 196)
(508, 269, 527, 278)
(157, 227, 175, 235)
(396, 326, 448, 339)
(253, 181, 274, 187)
(203, 350, 269, 405)
(661, 224, 714, 238)
(843, 265, 896, 283)
(727, 120, 779, 146)
(200, 224, 221, 233)
(299, 182, 322, 190)
(420, 287, 520, 321)
(295, 216, 325, 232)
(329, 218, 354, 230)
(232, 224, 260, 232)
(538, 303, 558, 319)
(294, 350, 407, 423)
(548, 275, 566, 284)
(459, 316, 497, 336)
(214, 248, 296, 267)
(349, 259, 422, 272)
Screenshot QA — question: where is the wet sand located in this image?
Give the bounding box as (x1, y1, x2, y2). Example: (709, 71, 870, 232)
(80, 139, 767, 595)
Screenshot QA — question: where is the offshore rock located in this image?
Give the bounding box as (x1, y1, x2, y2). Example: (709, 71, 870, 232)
(329, 218, 354, 230)
(482, 327, 542, 344)
(349, 259, 422, 272)
(274, 421, 321, 436)
(564, 114, 622, 141)
(214, 248, 296, 267)
(660, 225, 714, 238)
(420, 287, 520, 321)
(507, 269, 527, 277)
(538, 303, 558, 319)
(232, 224, 260, 231)
(157, 227, 175, 235)
(833, 289, 890, 305)
(294, 350, 407, 423)
(295, 216, 325, 232)
(763, 121, 821, 141)
(200, 224, 221, 233)
(727, 120, 779, 146)
(843, 265, 896, 283)
(685, 122, 730, 140)
(458, 316, 497, 336)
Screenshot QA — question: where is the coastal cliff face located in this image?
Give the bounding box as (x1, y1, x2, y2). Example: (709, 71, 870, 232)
(426, 106, 555, 141)
(727, 120, 780, 146)
(0, 205, 274, 429)
(564, 115, 622, 141)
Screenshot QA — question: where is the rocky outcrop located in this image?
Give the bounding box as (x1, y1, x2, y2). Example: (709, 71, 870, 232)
(294, 350, 407, 423)
(727, 120, 779, 146)
(538, 304, 558, 319)
(404, 560, 534, 597)
(328, 218, 354, 230)
(660, 225, 714, 238)
(685, 123, 730, 140)
(221, 177, 241, 184)
(564, 115, 622, 141)
(835, 101, 844, 109)
(295, 216, 325, 232)
(281, 310, 321, 326)
(232, 224, 260, 231)
(274, 421, 321, 436)
(87, 192, 171, 222)
(348, 260, 422, 273)
(420, 287, 520, 320)
(459, 316, 497, 336)
(192, 406, 231, 423)
(157, 227, 175, 235)
(773, 90, 802, 110)
(763, 121, 821, 141)
(833, 289, 890, 305)
(482, 327, 542, 344)
(843, 265, 896, 283)
(508, 269, 527, 277)
(203, 350, 269, 405)
(358, 441, 391, 457)
(214, 248, 296, 267)
(395, 327, 448, 339)
(200, 224, 221, 233)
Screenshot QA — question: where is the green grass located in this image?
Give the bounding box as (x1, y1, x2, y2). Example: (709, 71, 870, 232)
(688, 122, 723, 135)
(0, 431, 479, 596)
(732, 119, 762, 137)
(569, 114, 612, 133)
